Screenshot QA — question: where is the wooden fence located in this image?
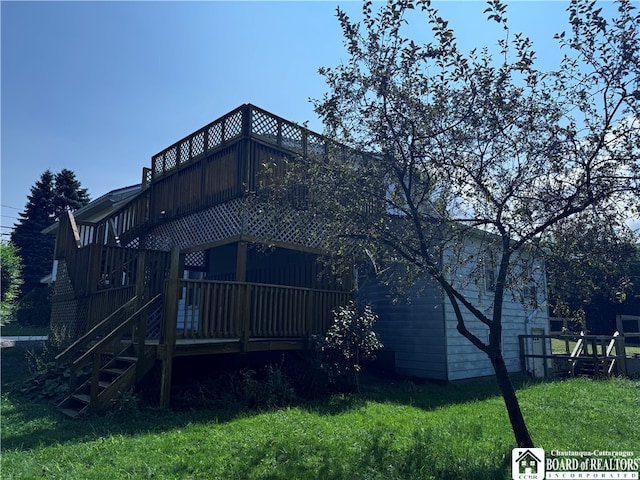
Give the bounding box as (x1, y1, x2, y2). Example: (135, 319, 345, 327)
(519, 332, 626, 378)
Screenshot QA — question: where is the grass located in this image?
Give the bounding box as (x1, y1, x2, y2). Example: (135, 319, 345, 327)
(2, 345, 639, 480)
(551, 337, 640, 355)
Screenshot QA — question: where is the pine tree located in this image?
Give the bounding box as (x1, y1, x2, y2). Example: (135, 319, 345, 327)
(11, 169, 91, 298)
(11, 170, 57, 297)
(53, 169, 90, 218)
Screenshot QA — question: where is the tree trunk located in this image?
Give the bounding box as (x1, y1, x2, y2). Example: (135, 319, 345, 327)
(490, 351, 534, 448)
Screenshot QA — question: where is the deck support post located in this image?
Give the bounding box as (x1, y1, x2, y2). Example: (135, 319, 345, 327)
(236, 241, 250, 351)
(160, 247, 181, 408)
(134, 252, 148, 375)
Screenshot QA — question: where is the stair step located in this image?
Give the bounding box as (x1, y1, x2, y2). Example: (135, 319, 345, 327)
(98, 380, 112, 389)
(117, 356, 137, 363)
(71, 393, 91, 404)
(59, 407, 83, 418)
(102, 367, 127, 375)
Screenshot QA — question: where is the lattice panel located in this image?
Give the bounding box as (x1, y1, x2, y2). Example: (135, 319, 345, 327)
(307, 132, 326, 158)
(144, 197, 329, 252)
(180, 140, 190, 164)
(252, 110, 278, 137)
(144, 198, 244, 251)
(164, 146, 178, 171)
(192, 131, 205, 157)
(281, 122, 303, 154)
(146, 304, 163, 340)
(185, 250, 205, 269)
(152, 155, 164, 176)
(52, 260, 74, 297)
(50, 259, 91, 340)
(124, 237, 140, 249)
(225, 111, 243, 140)
(244, 200, 326, 249)
(208, 122, 223, 149)
(50, 299, 79, 339)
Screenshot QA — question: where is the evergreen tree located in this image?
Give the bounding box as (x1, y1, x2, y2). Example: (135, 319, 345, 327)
(11, 170, 57, 297)
(53, 169, 90, 218)
(11, 169, 91, 298)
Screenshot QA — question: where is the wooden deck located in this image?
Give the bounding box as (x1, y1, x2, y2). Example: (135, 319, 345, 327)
(50, 104, 356, 415)
(148, 337, 312, 358)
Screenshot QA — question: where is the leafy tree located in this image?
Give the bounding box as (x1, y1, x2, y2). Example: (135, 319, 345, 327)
(300, 0, 639, 447)
(546, 212, 640, 333)
(0, 241, 23, 325)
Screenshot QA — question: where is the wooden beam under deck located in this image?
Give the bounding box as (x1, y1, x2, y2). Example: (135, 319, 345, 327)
(150, 337, 310, 358)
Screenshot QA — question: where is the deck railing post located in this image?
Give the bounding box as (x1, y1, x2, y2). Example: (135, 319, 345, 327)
(241, 284, 251, 352)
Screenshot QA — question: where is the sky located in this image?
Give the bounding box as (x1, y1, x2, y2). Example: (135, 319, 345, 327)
(0, 0, 622, 238)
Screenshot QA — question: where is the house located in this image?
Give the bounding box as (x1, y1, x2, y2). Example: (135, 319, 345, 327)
(41, 184, 141, 285)
(362, 229, 549, 381)
(49, 104, 548, 416)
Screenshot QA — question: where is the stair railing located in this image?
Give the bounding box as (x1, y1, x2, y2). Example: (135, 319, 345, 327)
(71, 293, 162, 407)
(55, 296, 139, 367)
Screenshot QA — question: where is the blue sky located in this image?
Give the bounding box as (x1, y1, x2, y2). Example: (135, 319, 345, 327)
(0, 1, 613, 236)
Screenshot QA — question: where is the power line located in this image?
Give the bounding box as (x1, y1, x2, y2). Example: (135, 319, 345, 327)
(1, 205, 21, 211)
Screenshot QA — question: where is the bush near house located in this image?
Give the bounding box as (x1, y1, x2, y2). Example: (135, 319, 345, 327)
(15, 285, 52, 327)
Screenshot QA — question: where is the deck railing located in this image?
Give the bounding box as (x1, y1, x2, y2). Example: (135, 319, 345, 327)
(150, 104, 335, 182)
(175, 279, 350, 341)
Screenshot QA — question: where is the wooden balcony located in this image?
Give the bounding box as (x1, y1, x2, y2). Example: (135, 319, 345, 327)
(52, 104, 366, 256)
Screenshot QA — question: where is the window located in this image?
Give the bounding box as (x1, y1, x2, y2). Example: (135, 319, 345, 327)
(483, 252, 497, 292)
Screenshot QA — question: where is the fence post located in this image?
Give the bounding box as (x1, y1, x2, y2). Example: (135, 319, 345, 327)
(615, 331, 627, 377)
(519, 335, 526, 373)
(542, 335, 548, 378)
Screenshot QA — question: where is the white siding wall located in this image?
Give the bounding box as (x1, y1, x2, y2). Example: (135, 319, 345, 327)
(362, 279, 448, 380)
(441, 238, 549, 381)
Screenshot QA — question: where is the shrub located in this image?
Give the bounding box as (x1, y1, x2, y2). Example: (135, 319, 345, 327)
(15, 285, 52, 327)
(320, 302, 383, 392)
(172, 359, 297, 411)
(21, 325, 73, 403)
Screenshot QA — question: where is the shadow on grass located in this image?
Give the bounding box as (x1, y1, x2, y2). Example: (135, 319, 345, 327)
(304, 370, 542, 416)
(1, 344, 535, 461)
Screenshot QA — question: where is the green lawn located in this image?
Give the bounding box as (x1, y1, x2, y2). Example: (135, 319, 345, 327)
(1, 345, 639, 480)
(550, 337, 640, 355)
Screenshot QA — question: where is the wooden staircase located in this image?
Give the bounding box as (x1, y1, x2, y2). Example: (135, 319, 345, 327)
(56, 294, 162, 418)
